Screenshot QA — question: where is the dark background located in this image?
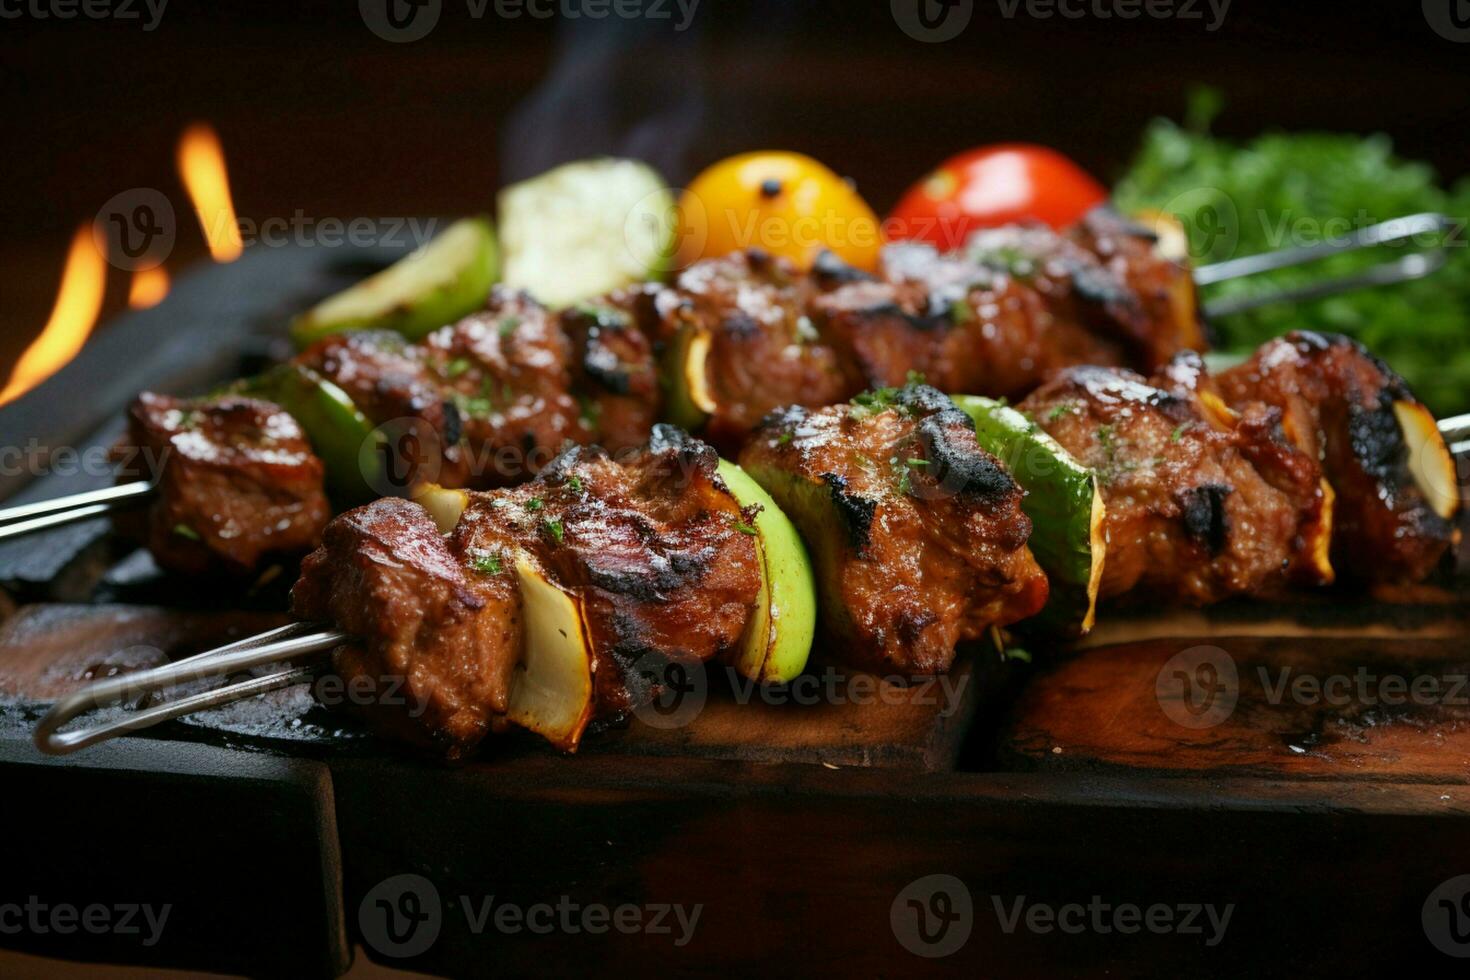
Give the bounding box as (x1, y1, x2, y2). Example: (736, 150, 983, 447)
(3, 0, 1467, 378)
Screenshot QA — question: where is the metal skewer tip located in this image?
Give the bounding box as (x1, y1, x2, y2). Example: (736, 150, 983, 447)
(33, 622, 347, 755)
(0, 480, 153, 542)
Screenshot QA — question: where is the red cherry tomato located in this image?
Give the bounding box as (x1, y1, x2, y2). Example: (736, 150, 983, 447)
(887, 144, 1108, 250)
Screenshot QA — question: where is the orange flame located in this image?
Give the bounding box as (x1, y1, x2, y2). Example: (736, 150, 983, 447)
(128, 265, 170, 309)
(177, 123, 243, 261)
(0, 226, 107, 406)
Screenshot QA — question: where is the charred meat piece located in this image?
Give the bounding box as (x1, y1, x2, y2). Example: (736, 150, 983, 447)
(420, 288, 594, 487)
(1020, 356, 1329, 605)
(1216, 331, 1459, 583)
(1066, 207, 1209, 365)
(291, 496, 521, 757)
(291, 427, 761, 755)
(560, 298, 662, 452)
(659, 249, 859, 450)
(740, 385, 1047, 675)
(115, 393, 330, 577)
(453, 425, 762, 717)
(815, 242, 1129, 400)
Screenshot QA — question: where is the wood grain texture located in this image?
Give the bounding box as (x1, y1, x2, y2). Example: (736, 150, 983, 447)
(2, 596, 1470, 975)
(1004, 594, 1470, 781)
(328, 754, 1470, 977)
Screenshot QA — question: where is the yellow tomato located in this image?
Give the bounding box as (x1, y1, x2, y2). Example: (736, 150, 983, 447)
(676, 151, 883, 272)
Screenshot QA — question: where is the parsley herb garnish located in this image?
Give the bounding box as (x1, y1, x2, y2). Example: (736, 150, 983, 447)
(849, 387, 902, 419)
(470, 551, 503, 575)
(1047, 402, 1075, 422)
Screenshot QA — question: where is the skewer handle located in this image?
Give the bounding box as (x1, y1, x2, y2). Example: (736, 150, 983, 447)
(1194, 212, 1454, 318)
(0, 480, 153, 541)
(34, 622, 347, 755)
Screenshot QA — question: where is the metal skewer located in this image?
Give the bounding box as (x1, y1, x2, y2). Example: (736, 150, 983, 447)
(1194, 212, 1457, 319)
(1442, 413, 1470, 457)
(28, 415, 1470, 757)
(33, 621, 346, 755)
(0, 480, 153, 541)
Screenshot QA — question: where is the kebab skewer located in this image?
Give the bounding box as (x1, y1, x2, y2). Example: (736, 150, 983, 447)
(0, 208, 1205, 575)
(1, 212, 1462, 598)
(36, 331, 1462, 758)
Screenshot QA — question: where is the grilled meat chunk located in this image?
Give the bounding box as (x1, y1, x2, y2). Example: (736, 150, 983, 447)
(453, 425, 762, 716)
(296, 288, 661, 491)
(663, 229, 1204, 448)
(291, 496, 522, 757)
(1216, 331, 1458, 583)
(560, 298, 662, 452)
(291, 427, 761, 754)
(660, 249, 858, 450)
(1066, 207, 1208, 365)
(115, 393, 330, 577)
(740, 385, 1048, 675)
(420, 288, 593, 486)
(1021, 355, 1330, 605)
(815, 242, 1129, 400)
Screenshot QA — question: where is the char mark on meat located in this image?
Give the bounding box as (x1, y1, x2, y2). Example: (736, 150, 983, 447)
(917, 412, 1017, 502)
(1177, 483, 1233, 554)
(821, 472, 878, 553)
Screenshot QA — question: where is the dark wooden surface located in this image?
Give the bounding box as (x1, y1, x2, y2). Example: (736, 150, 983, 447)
(0, 738, 349, 977)
(0, 603, 990, 768)
(0, 588, 1467, 975)
(1006, 638, 1470, 780)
